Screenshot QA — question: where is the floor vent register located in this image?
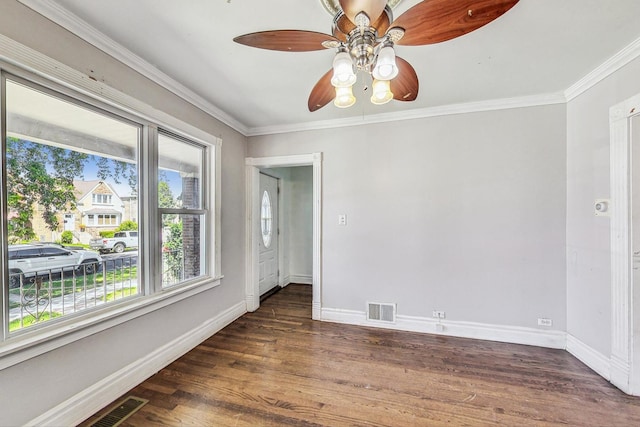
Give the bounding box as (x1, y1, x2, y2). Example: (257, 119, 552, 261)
(89, 396, 149, 427)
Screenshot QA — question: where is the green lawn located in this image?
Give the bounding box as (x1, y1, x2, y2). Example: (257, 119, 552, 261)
(104, 287, 138, 302)
(9, 267, 139, 332)
(9, 311, 61, 331)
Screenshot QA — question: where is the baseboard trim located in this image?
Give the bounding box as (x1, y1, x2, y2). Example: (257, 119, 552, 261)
(26, 301, 246, 427)
(321, 308, 566, 349)
(566, 334, 611, 381)
(312, 301, 321, 321)
(289, 274, 312, 285)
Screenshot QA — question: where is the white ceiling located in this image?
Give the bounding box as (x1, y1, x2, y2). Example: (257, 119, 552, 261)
(19, 0, 640, 135)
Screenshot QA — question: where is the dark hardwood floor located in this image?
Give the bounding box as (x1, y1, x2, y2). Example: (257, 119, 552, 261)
(81, 284, 640, 426)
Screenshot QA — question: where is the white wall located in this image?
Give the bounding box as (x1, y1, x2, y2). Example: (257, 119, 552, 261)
(248, 105, 567, 330)
(566, 56, 640, 356)
(0, 2, 246, 425)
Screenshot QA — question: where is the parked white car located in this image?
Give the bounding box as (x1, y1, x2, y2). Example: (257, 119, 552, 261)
(8, 243, 102, 288)
(89, 231, 138, 254)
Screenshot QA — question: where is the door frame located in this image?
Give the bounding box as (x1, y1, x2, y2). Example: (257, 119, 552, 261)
(610, 92, 640, 394)
(245, 153, 322, 319)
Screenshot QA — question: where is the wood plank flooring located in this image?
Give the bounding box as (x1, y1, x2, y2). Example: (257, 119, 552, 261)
(80, 284, 640, 426)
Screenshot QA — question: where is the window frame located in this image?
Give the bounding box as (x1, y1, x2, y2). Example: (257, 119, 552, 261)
(156, 129, 211, 290)
(0, 59, 222, 369)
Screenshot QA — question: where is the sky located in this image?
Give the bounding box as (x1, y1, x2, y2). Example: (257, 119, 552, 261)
(81, 156, 183, 199)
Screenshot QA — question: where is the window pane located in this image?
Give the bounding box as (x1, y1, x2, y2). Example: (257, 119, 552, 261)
(5, 79, 141, 332)
(261, 190, 272, 248)
(161, 214, 206, 287)
(158, 133, 203, 209)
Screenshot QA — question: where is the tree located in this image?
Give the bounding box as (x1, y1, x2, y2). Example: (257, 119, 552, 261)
(158, 180, 175, 209)
(163, 222, 183, 284)
(6, 137, 137, 242)
(158, 174, 177, 227)
(7, 138, 86, 242)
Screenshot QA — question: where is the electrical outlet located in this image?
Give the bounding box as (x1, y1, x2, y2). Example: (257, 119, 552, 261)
(432, 310, 445, 319)
(538, 318, 553, 327)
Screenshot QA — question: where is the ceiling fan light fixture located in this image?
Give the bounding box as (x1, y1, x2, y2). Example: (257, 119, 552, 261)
(331, 51, 357, 87)
(372, 45, 398, 81)
(334, 85, 356, 108)
(370, 79, 393, 105)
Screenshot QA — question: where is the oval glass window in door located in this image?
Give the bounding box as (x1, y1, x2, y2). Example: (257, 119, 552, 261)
(261, 190, 272, 248)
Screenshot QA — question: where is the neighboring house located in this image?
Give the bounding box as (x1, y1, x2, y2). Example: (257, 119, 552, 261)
(30, 180, 124, 243)
(74, 180, 124, 235)
(121, 194, 138, 224)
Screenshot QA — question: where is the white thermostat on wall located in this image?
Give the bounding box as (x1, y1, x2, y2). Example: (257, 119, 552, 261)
(594, 199, 610, 217)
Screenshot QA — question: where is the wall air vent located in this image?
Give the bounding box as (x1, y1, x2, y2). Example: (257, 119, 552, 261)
(367, 302, 396, 323)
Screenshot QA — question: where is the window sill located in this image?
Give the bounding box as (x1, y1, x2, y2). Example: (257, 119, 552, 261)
(0, 275, 223, 370)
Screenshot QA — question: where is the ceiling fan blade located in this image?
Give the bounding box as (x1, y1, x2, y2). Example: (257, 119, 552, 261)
(339, 0, 387, 25)
(371, 7, 392, 36)
(234, 30, 337, 52)
(308, 69, 335, 112)
(392, 0, 519, 46)
(390, 57, 418, 102)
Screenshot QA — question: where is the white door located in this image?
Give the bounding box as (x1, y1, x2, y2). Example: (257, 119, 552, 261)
(64, 214, 75, 232)
(632, 114, 640, 312)
(259, 173, 279, 295)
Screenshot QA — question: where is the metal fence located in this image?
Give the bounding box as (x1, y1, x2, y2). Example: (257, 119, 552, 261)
(8, 255, 138, 333)
(161, 247, 184, 287)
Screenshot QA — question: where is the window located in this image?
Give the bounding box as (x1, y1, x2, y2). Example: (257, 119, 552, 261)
(261, 190, 273, 248)
(92, 194, 113, 204)
(4, 76, 140, 333)
(158, 132, 208, 288)
(1, 66, 219, 347)
(97, 214, 118, 225)
(85, 214, 118, 226)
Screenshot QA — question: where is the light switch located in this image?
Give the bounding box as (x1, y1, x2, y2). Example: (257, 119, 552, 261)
(338, 214, 347, 225)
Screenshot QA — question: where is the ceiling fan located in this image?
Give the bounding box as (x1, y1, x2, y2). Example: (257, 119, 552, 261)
(234, 0, 519, 112)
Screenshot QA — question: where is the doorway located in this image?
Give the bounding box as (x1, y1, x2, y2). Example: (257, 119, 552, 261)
(610, 93, 640, 395)
(64, 213, 75, 232)
(258, 172, 280, 296)
(245, 153, 322, 320)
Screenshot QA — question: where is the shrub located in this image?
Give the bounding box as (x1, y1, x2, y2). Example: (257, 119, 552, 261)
(117, 220, 138, 232)
(60, 230, 73, 244)
(99, 231, 115, 238)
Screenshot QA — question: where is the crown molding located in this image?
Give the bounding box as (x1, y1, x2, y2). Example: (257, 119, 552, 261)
(565, 36, 640, 102)
(246, 92, 567, 136)
(17, 0, 249, 136)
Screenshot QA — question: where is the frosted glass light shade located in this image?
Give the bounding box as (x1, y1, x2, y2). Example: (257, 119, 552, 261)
(334, 85, 356, 108)
(331, 51, 357, 88)
(370, 79, 393, 105)
(372, 46, 399, 81)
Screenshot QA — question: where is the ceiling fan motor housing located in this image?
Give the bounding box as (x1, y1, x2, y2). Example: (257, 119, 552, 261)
(348, 29, 377, 72)
(320, 0, 403, 16)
